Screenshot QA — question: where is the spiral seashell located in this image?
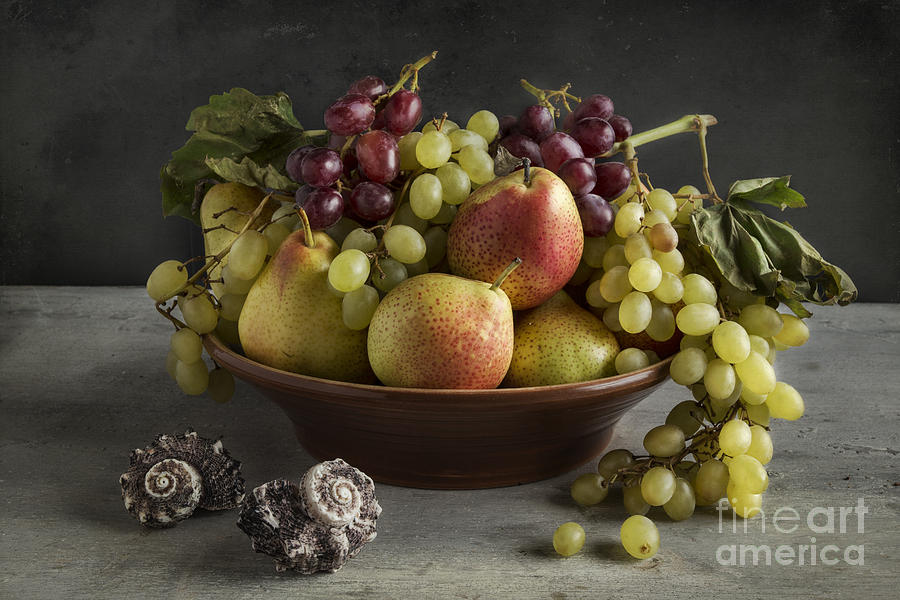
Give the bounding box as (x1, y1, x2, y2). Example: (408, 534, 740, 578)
(237, 459, 381, 573)
(120, 429, 244, 528)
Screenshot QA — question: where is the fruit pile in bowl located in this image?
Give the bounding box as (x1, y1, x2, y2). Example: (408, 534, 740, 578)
(148, 53, 855, 492)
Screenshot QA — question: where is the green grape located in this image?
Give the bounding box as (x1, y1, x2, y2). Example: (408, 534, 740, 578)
(222, 264, 255, 295)
(326, 278, 346, 299)
(371, 258, 408, 294)
(744, 402, 770, 427)
(342, 228, 378, 253)
(718, 278, 760, 310)
(619, 291, 652, 333)
(585, 280, 610, 308)
(423, 226, 448, 268)
(666, 400, 704, 436)
(602, 303, 623, 332)
(229, 230, 268, 280)
(175, 359, 209, 395)
(415, 130, 452, 169)
(645, 350, 661, 364)
(747, 334, 772, 359)
(642, 209, 670, 231)
(675, 185, 703, 224)
(641, 467, 676, 506)
(727, 482, 762, 518)
(456, 145, 495, 185)
(728, 454, 768, 493)
(271, 202, 301, 230)
(409, 173, 444, 220)
(746, 425, 773, 465)
(181, 294, 218, 334)
(383, 225, 427, 264)
(394, 203, 429, 234)
(449, 128, 489, 152)
(466, 110, 500, 142)
(170, 328, 202, 363)
(628, 257, 663, 292)
(342, 285, 380, 330)
(570, 473, 609, 506)
(740, 386, 768, 406)
(264, 222, 291, 256)
(663, 477, 696, 521)
(597, 448, 635, 480)
(615, 347, 650, 374)
(614, 202, 644, 238)
(165, 350, 179, 380)
(398, 131, 424, 171)
(702, 397, 730, 422)
(422, 119, 459, 135)
(680, 334, 709, 350)
(405, 258, 429, 277)
(214, 318, 240, 348)
(435, 163, 471, 205)
(734, 351, 776, 395)
(219, 294, 245, 322)
(602, 243, 629, 271)
(624, 233, 653, 264)
(681, 273, 717, 305)
(599, 265, 633, 303)
(674, 460, 700, 483)
(208, 368, 235, 404)
(578, 236, 606, 269)
(669, 348, 708, 385)
(645, 188, 676, 221)
(620, 515, 660, 559)
(690, 382, 708, 402)
(738, 304, 784, 338)
(645, 300, 675, 341)
(325, 217, 361, 246)
(676, 303, 720, 336)
(146, 260, 188, 302)
(766, 382, 804, 420)
(552, 522, 585, 557)
(718, 419, 752, 456)
(328, 249, 371, 293)
(652, 248, 684, 274)
(773, 313, 810, 347)
(717, 379, 743, 408)
(643, 424, 685, 457)
(712, 321, 751, 364)
(623, 484, 650, 515)
(694, 459, 729, 501)
(653, 272, 684, 304)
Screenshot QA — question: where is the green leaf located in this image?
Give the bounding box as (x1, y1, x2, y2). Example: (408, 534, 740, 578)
(689, 202, 857, 316)
(727, 176, 807, 210)
(160, 88, 309, 224)
(205, 156, 297, 191)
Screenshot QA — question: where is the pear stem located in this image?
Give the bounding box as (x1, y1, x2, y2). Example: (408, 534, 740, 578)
(295, 206, 316, 248)
(521, 157, 532, 185)
(490, 257, 523, 291)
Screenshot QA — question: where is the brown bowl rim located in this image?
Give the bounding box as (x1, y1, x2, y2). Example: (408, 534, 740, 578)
(204, 333, 674, 402)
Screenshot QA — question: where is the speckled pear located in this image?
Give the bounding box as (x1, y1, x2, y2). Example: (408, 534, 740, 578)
(447, 166, 584, 310)
(504, 290, 619, 387)
(366, 261, 520, 389)
(238, 227, 374, 383)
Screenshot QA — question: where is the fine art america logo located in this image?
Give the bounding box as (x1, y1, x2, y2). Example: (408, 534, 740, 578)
(715, 498, 867, 566)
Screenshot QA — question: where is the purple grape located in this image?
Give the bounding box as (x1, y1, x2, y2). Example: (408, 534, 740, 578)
(342, 152, 358, 179)
(348, 75, 387, 100)
(561, 111, 576, 131)
(349, 181, 394, 221)
(327, 133, 347, 150)
(570, 117, 615, 158)
(285, 145, 315, 183)
(371, 110, 386, 130)
(557, 158, 597, 196)
(300, 148, 342, 187)
(355, 130, 399, 184)
(517, 105, 554, 141)
(575, 193, 615, 237)
(573, 94, 614, 122)
(324, 93, 375, 136)
(592, 162, 633, 200)
(498, 115, 518, 138)
(382, 90, 423, 136)
(294, 185, 313, 207)
(539, 131, 584, 172)
(500, 134, 544, 168)
(303, 187, 344, 229)
(608, 114, 633, 142)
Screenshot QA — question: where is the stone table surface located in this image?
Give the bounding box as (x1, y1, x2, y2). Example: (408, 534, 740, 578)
(1, 287, 897, 599)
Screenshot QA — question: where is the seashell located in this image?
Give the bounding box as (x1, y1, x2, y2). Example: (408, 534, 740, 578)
(120, 429, 245, 528)
(237, 458, 381, 573)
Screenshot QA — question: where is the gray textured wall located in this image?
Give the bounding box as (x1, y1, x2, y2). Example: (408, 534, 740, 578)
(1, 0, 898, 301)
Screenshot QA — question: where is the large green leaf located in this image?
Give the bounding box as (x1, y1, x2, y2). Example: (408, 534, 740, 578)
(690, 202, 857, 316)
(727, 176, 807, 210)
(160, 88, 309, 224)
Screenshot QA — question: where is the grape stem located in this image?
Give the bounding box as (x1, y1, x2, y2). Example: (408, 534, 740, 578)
(519, 79, 581, 116)
(378, 51, 439, 104)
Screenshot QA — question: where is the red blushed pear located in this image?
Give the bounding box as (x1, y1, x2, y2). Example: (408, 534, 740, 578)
(238, 210, 374, 383)
(447, 163, 584, 310)
(366, 259, 522, 389)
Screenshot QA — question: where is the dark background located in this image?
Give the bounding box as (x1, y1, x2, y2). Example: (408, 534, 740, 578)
(2, 0, 898, 301)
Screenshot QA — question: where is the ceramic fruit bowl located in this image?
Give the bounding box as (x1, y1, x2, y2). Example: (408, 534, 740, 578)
(204, 334, 673, 490)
